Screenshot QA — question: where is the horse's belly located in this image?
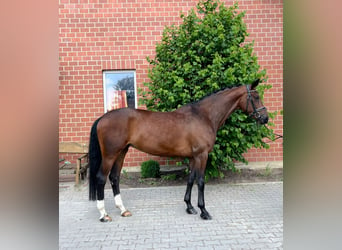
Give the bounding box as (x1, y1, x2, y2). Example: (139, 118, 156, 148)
(130, 133, 192, 157)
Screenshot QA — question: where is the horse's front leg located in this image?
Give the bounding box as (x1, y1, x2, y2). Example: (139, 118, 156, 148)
(195, 152, 212, 220)
(184, 161, 197, 215)
(197, 171, 212, 220)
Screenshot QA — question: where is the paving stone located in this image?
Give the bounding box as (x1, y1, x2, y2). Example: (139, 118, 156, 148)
(60, 182, 283, 249)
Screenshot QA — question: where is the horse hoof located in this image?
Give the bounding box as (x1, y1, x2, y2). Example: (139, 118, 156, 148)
(186, 207, 198, 215)
(121, 210, 132, 217)
(99, 215, 112, 222)
(200, 212, 212, 220)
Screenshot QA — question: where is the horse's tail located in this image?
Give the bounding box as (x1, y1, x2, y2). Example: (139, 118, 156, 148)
(88, 117, 102, 201)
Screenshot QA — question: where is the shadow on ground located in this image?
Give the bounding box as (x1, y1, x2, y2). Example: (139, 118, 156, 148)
(117, 167, 283, 189)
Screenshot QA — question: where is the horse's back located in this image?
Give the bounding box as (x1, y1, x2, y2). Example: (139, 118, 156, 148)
(97, 107, 170, 139)
(97, 107, 215, 157)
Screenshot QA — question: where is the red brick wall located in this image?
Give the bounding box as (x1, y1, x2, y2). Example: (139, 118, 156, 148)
(59, 0, 283, 167)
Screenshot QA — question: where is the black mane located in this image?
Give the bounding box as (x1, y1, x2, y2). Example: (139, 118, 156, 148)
(189, 83, 243, 105)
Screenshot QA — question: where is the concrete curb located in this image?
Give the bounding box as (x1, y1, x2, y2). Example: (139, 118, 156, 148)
(122, 161, 283, 173)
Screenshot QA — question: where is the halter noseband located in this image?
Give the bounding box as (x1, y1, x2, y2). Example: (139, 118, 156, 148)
(246, 85, 266, 119)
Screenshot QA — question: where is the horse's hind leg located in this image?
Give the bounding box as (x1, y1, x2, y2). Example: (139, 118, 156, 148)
(109, 147, 132, 217)
(95, 157, 115, 222)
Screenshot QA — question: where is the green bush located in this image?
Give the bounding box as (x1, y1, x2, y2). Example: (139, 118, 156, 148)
(140, 160, 160, 178)
(161, 173, 177, 181)
(139, 0, 277, 178)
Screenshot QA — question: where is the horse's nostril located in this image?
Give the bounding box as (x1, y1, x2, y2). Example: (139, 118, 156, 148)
(259, 115, 269, 124)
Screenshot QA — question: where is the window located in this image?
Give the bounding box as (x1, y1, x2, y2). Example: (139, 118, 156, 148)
(103, 70, 137, 113)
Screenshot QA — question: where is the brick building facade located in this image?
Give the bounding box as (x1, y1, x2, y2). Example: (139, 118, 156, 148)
(59, 0, 283, 168)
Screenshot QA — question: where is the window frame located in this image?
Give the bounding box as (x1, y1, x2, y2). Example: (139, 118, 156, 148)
(102, 70, 137, 113)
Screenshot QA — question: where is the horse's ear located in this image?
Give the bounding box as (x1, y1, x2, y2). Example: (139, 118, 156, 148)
(251, 79, 260, 89)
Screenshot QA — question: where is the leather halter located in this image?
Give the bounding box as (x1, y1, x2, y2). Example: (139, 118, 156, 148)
(246, 85, 266, 119)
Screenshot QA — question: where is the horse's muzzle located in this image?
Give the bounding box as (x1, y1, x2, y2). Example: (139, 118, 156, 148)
(258, 115, 269, 125)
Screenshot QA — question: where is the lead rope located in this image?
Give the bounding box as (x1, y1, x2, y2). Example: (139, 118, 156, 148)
(263, 133, 283, 143)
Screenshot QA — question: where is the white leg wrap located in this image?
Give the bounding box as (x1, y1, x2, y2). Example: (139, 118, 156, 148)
(114, 194, 127, 215)
(97, 200, 107, 219)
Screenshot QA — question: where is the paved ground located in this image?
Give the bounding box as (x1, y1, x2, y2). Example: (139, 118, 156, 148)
(59, 182, 283, 249)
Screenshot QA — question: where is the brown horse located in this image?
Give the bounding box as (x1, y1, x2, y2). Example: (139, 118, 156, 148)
(89, 80, 268, 222)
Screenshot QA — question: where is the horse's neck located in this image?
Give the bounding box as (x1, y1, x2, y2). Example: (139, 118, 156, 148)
(198, 87, 243, 132)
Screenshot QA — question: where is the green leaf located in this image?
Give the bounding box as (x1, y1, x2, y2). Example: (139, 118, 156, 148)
(141, 0, 277, 179)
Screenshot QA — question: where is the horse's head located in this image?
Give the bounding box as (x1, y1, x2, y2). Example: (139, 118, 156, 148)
(240, 80, 269, 125)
